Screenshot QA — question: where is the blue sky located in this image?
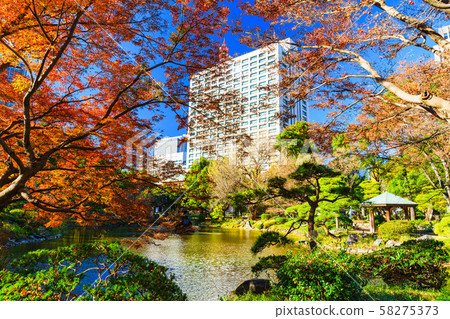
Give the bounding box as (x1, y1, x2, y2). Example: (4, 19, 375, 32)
(139, 1, 442, 138)
(139, 1, 330, 138)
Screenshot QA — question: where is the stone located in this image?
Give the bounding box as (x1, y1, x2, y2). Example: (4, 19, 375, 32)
(346, 234, 360, 246)
(234, 279, 271, 295)
(417, 235, 435, 240)
(373, 239, 383, 246)
(385, 240, 402, 248)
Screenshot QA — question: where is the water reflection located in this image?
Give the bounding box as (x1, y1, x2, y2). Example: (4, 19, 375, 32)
(2, 227, 293, 301)
(135, 228, 289, 300)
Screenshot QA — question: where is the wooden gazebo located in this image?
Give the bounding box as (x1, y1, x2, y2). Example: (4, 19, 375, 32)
(360, 192, 418, 233)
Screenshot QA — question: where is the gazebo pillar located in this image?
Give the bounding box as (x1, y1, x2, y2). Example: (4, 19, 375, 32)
(369, 209, 375, 233)
(386, 207, 391, 221)
(404, 206, 409, 220)
(410, 207, 416, 220)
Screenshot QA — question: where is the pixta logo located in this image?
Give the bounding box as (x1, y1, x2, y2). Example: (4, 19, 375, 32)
(276, 138, 325, 165)
(126, 130, 159, 174)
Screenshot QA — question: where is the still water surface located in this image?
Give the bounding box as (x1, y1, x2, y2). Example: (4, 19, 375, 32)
(3, 227, 291, 300)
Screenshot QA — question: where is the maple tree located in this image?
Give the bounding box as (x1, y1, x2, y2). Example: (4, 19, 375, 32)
(343, 60, 450, 211)
(0, 0, 229, 227)
(239, 0, 450, 128)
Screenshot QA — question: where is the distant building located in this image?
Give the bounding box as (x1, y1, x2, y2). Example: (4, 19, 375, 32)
(153, 135, 187, 168)
(186, 39, 308, 168)
(434, 25, 450, 62)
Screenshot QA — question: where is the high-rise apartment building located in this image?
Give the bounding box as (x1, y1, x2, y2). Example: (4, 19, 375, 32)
(434, 25, 450, 62)
(186, 39, 308, 168)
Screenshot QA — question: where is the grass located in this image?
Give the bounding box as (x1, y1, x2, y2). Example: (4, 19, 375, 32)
(364, 282, 450, 301)
(225, 281, 450, 301)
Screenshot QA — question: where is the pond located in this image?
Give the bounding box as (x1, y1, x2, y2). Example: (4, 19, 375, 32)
(1, 227, 292, 300)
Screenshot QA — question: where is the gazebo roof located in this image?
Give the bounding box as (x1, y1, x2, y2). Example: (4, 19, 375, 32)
(361, 191, 418, 207)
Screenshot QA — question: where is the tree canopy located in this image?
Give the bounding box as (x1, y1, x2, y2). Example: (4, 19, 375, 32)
(0, 0, 229, 226)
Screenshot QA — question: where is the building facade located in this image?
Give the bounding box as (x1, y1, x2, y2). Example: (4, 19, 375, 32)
(186, 39, 308, 168)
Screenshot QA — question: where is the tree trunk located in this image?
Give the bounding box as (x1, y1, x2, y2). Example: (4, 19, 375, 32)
(369, 209, 375, 233)
(426, 204, 433, 222)
(410, 207, 416, 220)
(308, 205, 317, 250)
(248, 207, 257, 220)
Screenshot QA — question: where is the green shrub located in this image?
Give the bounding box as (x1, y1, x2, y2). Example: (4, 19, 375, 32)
(274, 217, 288, 224)
(263, 220, 277, 229)
(410, 219, 431, 226)
(260, 214, 271, 221)
(0, 241, 186, 301)
(358, 239, 449, 289)
(378, 220, 415, 240)
(275, 251, 366, 301)
(434, 216, 450, 237)
(374, 215, 386, 226)
(254, 221, 263, 230)
(210, 205, 224, 221)
(251, 231, 292, 254)
(251, 255, 289, 275)
(337, 214, 353, 229)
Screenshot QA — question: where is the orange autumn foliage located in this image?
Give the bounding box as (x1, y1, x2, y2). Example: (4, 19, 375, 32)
(0, 0, 229, 227)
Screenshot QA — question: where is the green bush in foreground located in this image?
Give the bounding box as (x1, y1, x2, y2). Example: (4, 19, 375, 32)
(378, 220, 415, 240)
(260, 214, 271, 221)
(275, 251, 366, 301)
(358, 239, 449, 290)
(0, 241, 186, 301)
